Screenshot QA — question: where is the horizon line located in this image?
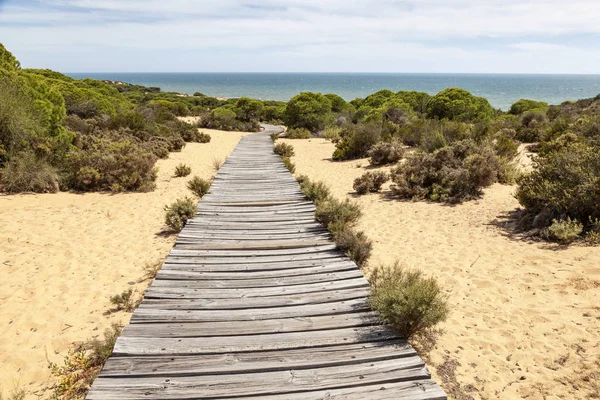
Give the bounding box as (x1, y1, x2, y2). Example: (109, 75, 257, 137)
(63, 71, 600, 76)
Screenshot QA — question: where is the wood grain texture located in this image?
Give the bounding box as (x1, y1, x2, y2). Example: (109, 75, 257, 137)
(86, 125, 446, 399)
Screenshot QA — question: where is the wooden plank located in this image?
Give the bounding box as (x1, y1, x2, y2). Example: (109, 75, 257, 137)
(130, 298, 371, 323)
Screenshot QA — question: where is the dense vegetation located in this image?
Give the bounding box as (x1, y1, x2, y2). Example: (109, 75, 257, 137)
(0, 43, 283, 194)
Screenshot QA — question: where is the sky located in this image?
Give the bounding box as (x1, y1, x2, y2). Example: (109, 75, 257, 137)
(1, 0, 600, 73)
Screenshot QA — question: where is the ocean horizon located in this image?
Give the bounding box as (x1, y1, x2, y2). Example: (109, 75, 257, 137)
(67, 72, 600, 111)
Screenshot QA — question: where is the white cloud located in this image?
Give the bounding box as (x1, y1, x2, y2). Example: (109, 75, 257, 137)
(0, 0, 599, 72)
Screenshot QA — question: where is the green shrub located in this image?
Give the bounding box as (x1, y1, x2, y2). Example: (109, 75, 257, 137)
(196, 131, 211, 143)
(187, 176, 211, 198)
(286, 127, 312, 139)
(370, 264, 449, 339)
(270, 132, 280, 142)
(353, 171, 389, 194)
(330, 223, 372, 268)
(323, 126, 342, 142)
(426, 87, 495, 122)
(282, 157, 296, 173)
(332, 123, 381, 161)
(516, 142, 600, 238)
(284, 92, 332, 132)
(494, 133, 519, 159)
(368, 141, 404, 165)
(546, 218, 583, 243)
(164, 197, 196, 232)
(174, 163, 191, 177)
(0, 152, 59, 193)
(273, 142, 294, 158)
(299, 177, 331, 203)
(315, 198, 362, 227)
(509, 99, 548, 115)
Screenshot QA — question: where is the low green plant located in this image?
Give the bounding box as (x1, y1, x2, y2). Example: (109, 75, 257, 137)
(273, 142, 294, 158)
(323, 126, 342, 142)
(299, 177, 331, 203)
(368, 141, 404, 165)
(353, 171, 389, 194)
(282, 157, 296, 173)
(48, 324, 122, 399)
(174, 163, 191, 177)
(0, 152, 59, 193)
(196, 131, 211, 143)
(546, 218, 583, 243)
(329, 223, 372, 268)
(164, 197, 196, 231)
(286, 127, 312, 139)
(370, 264, 449, 339)
(270, 132, 280, 142)
(187, 176, 211, 198)
(315, 198, 362, 227)
(109, 288, 137, 312)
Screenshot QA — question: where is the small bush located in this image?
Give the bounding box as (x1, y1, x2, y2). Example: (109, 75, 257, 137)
(330, 224, 372, 268)
(187, 176, 211, 198)
(211, 157, 224, 172)
(353, 171, 389, 194)
(48, 324, 122, 399)
(282, 157, 296, 173)
(299, 177, 331, 203)
(273, 142, 294, 158)
(109, 289, 137, 312)
(315, 198, 362, 227)
(546, 218, 583, 243)
(174, 163, 191, 177)
(0, 152, 59, 193)
(286, 127, 312, 139)
(270, 132, 280, 142)
(368, 141, 404, 165)
(323, 126, 342, 142)
(332, 123, 381, 161)
(0, 388, 26, 400)
(196, 132, 211, 143)
(370, 264, 449, 339)
(165, 197, 196, 232)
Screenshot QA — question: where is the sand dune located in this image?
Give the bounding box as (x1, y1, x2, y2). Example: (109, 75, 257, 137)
(0, 129, 250, 398)
(282, 138, 600, 400)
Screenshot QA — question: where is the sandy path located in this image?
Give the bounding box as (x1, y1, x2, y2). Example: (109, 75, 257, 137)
(0, 129, 251, 398)
(282, 138, 600, 400)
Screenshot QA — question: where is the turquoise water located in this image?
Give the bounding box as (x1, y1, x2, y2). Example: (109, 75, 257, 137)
(67, 73, 600, 111)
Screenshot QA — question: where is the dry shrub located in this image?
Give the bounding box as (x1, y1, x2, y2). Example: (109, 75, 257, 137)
(353, 171, 389, 194)
(273, 142, 294, 158)
(370, 264, 449, 339)
(109, 289, 138, 312)
(0, 388, 26, 400)
(0, 152, 58, 193)
(315, 198, 362, 227)
(211, 157, 224, 172)
(165, 197, 196, 232)
(516, 142, 600, 240)
(187, 176, 211, 198)
(48, 324, 122, 399)
(286, 127, 312, 139)
(196, 131, 211, 143)
(174, 163, 191, 177)
(390, 140, 503, 203)
(546, 218, 583, 243)
(330, 223, 372, 268)
(299, 177, 331, 203)
(282, 157, 296, 173)
(368, 141, 404, 165)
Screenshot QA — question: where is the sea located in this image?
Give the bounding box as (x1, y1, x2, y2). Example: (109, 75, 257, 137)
(67, 73, 600, 111)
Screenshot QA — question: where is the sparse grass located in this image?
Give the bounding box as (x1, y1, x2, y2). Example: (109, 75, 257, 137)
(174, 163, 192, 177)
(323, 126, 342, 142)
(370, 263, 449, 339)
(109, 288, 138, 312)
(270, 132, 280, 142)
(315, 198, 362, 227)
(281, 157, 296, 173)
(139, 259, 163, 282)
(329, 222, 372, 268)
(164, 197, 196, 232)
(298, 177, 331, 204)
(187, 176, 211, 198)
(273, 142, 294, 158)
(48, 324, 122, 399)
(211, 157, 224, 172)
(0, 387, 26, 400)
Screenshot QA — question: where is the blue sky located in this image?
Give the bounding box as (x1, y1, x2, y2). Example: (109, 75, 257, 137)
(1, 0, 600, 73)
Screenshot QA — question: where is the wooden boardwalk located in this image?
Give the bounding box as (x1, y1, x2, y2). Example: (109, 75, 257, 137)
(87, 127, 446, 400)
